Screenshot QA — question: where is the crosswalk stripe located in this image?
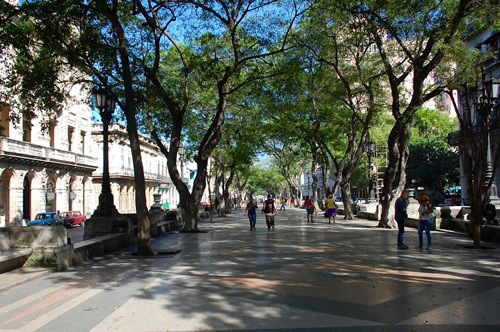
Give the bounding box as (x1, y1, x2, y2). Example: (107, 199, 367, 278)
(0, 286, 62, 316)
(19, 288, 103, 331)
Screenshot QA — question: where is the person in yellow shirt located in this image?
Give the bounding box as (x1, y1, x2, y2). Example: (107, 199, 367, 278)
(325, 195, 337, 224)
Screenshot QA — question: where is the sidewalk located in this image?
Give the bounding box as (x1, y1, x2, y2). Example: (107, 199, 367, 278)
(0, 208, 499, 331)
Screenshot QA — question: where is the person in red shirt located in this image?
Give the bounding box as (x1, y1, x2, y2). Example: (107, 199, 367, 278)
(304, 195, 315, 223)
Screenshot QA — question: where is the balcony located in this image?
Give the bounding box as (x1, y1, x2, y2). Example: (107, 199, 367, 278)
(95, 165, 169, 181)
(0, 137, 98, 171)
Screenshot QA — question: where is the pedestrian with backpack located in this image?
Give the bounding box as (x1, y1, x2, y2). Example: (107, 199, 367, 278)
(245, 195, 259, 230)
(261, 194, 277, 229)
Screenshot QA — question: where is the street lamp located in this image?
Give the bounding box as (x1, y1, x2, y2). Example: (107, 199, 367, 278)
(92, 88, 118, 216)
(482, 78, 499, 205)
(366, 141, 376, 201)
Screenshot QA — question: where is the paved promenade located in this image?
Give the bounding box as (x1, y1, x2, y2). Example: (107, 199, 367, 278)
(0, 208, 499, 331)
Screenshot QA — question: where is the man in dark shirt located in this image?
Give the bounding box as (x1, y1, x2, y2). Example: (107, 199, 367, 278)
(261, 195, 277, 229)
(395, 191, 410, 249)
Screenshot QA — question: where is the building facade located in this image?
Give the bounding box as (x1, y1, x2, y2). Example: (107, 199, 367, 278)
(0, 88, 97, 226)
(91, 123, 189, 213)
(456, 28, 500, 205)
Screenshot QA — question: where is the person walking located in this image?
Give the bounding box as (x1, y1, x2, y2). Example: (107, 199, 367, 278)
(261, 194, 277, 229)
(416, 193, 435, 250)
(279, 197, 286, 211)
(304, 195, 315, 223)
(394, 190, 410, 249)
(245, 196, 258, 230)
(325, 195, 337, 224)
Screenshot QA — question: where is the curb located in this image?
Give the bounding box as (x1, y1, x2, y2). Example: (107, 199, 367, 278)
(0, 267, 53, 293)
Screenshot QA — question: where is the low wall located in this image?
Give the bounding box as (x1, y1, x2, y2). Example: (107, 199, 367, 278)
(1, 211, 183, 273)
(72, 233, 129, 266)
(84, 215, 135, 241)
(1, 226, 73, 271)
(356, 204, 500, 243)
(356, 203, 380, 221)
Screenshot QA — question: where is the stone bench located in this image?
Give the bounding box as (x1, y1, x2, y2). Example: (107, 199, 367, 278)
(0, 248, 33, 274)
(1, 229, 34, 273)
(72, 233, 129, 265)
(156, 219, 180, 234)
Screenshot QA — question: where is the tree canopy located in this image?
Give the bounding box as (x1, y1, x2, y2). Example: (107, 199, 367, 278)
(0, 0, 496, 248)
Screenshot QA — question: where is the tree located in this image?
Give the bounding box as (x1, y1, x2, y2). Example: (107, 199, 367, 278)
(444, 30, 499, 248)
(332, 0, 481, 227)
(407, 135, 460, 191)
(139, 0, 304, 232)
(406, 108, 460, 191)
(264, 138, 308, 203)
(294, 3, 389, 218)
(0, 0, 156, 254)
(1, 0, 305, 241)
(246, 166, 288, 197)
(208, 82, 264, 216)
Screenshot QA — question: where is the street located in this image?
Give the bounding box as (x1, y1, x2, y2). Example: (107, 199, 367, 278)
(67, 225, 84, 244)
(1, 208, 499, 331)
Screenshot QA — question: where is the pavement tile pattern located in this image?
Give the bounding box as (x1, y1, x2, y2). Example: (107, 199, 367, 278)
(0, 207, 499, 331)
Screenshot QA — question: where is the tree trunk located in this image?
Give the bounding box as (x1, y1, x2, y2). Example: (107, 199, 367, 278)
(223, 168, 236, 213)
(178, 157, 210, 232)
(179, 196, 201, 233)
(112, 11, 154, 255)
(378, 118, 412, 228)
(340, 184, 353, 220)
(127, 127, 153, 255)
(470, 199, 483, 249)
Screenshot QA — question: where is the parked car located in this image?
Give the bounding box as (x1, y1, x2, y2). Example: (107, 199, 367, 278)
(60, 211, 86, 227)
(27, 212, 63, 226)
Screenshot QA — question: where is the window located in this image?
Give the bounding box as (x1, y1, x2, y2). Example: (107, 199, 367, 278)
(22, 116, 31, 142)
(80, 131, 86, 154)
(68, 126, 75, 151)
(49, 120, 57, 147)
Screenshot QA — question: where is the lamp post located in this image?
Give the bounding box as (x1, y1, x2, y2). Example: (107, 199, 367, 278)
(482, 78, 499, 205)
(92, 88, 118, 216)
(366, 141, 375, 202)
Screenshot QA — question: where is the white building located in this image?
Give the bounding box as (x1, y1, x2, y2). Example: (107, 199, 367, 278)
(91, 123, 195, 213)
(0, 87, 98, 226)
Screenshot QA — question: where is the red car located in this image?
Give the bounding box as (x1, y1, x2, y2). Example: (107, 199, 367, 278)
(60, 211, 87, 227)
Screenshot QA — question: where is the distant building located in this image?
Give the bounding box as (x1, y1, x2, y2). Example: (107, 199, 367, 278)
(91, 123, 190, 212)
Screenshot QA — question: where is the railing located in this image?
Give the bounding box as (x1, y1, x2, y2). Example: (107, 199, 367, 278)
(0, 137, 97, 168)
(97, 165, 168, 181)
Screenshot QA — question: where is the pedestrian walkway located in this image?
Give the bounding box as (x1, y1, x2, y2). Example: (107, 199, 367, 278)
(0, 208, 499, 331)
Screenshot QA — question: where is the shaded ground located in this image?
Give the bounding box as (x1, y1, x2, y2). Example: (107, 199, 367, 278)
(0, 208, 499, 331)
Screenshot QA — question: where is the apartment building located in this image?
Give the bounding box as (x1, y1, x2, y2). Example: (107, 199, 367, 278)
(0, 87, 97, 226)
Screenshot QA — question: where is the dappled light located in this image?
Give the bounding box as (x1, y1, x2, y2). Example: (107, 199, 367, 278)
(99, 211, 498, 329)
(1, 208, 499, 330)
